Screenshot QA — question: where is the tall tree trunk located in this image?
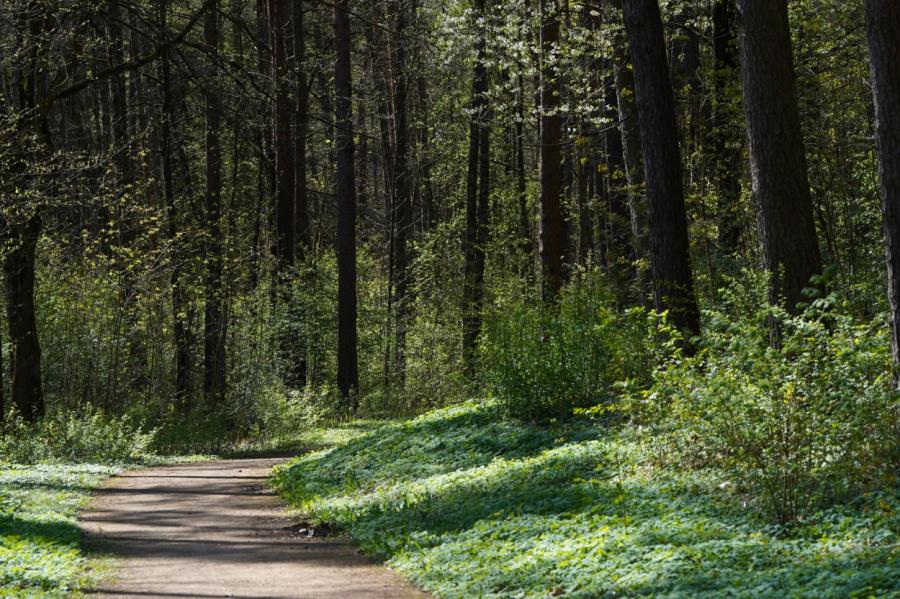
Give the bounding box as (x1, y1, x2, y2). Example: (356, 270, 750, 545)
(539, 0, 563, 301)
(736, 0, 822, 314)
(203, 0, 226, 406)
(159, 0, 191, 410)
(334, 0, 359, 402)
(864, 0, 900, 383)
(622, 0, 700, 340)
(293, 0, 310, 257)
(712, 0, 742, 255)
(270, 0, 295, 269)
(391, 0, 412, 383)
(462, 0, 490, 375)
(5, 217, 43, 422)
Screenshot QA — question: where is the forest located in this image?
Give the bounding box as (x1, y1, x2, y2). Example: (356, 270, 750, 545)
(0, 0, 898, 597)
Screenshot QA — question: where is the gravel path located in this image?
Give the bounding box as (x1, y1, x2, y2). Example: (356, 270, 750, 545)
(79, 457, 426, 599)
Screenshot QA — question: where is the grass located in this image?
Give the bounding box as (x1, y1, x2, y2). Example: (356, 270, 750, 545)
(0, 463, 117, 597)
(273, 401, 900, 598)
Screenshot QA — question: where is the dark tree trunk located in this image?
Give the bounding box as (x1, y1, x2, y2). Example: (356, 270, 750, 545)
(539, 0, 563, 301)
(516, 74, 530, 266)
(334, 0, 359, 402)
(462, 0, 490, 375)
(5, 217, 43, 422)
(391, 0, 412, 382)
(622, 0, 700, 340)
(159, 0, 191, 410)
(203, 0, 226, 406)
(736, 0, 822, 314)
(713, 0, 742, 255)
(293, 0, 311, 257)
(864, 0, 900, 383)
(270, 0, 295, 269)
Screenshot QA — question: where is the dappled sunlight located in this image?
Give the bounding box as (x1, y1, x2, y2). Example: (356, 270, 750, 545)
(275, 403, 900, 598)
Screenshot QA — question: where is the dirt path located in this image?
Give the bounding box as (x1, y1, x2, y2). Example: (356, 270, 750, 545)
(79, 458, 427, 599)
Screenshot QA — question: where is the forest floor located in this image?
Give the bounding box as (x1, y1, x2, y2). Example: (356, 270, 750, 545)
(78, 457, 426, 598)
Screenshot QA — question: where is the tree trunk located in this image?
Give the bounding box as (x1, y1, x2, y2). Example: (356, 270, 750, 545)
(864, 0, 900, 383)
(159, 0, 191, 410)
(203, 0, 226, 407)
(736, 0, 822, 314)
(270, 0, 295, 269)
(713, 0, 742, 255)
(622, 0, 700, 340)
(539, 0, 563, 301)
(5, 217, 43, 422)
(391, 0, 412, 383)
(334, 0, 359, 402)
(462, 0, 490, 375)
(293, 0, 311, 257)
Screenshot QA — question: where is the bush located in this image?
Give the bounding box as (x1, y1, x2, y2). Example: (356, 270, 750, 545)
(0, 405, 156, 464)
(630, 273, 900, 523)
(479, 269, 664, 420)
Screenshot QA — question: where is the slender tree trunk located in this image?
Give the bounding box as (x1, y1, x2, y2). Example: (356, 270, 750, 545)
(391, 0, 412, 383)
(203, 0, 226, 406)
(270, 0, 295, 269)
(462, 0, 491, 375)
(159, 0, 191, 410)
(539, 0, 563, 301)
(713, 0, 742, 255)
(293, 0, 310, 257)
(622, 0, 700, 340)
(864, 0, 900, 383)
(736, 0, 822, 314)
(334, 0, 359, 402)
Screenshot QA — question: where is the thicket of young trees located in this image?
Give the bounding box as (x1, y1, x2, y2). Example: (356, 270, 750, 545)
(0, 0, 898, 474)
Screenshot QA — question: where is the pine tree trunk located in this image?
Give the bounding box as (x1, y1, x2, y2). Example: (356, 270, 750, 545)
(294, 0, 311, 257)
(736, 0, 822, 314)
(712, 0, 742, 255)
(5, 217, 43, 422)
(539, 0, 563, 301)
(334, 0, 359, 402)
(270, 0, 295, 269)
(462, 0, 490, 375)
(203, 0, 226, 406)
(864, 0, 900, 383)
(622, 0, 700, 340)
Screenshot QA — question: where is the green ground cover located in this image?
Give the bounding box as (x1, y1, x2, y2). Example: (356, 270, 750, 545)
(0, 463, 117, 597)
(274, 401, 900, 598)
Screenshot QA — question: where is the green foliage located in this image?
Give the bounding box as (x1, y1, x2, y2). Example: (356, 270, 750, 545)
(0, 407, 156, 465)
(479, 270, 663, 420)
(627, 273, 900, 523)
(0, 463, 117, 597)
(274, 402, 900, 598)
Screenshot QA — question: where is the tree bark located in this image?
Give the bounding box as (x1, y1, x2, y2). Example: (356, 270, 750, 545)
(622, 0, 700, 340)
(864, 0, 900, 383)
(736, 0, 822, 314)
(270, 0, 295, 269)
(539, 0, 563, 301)
(712, 0, 742, 255)
(462, 0, 490, 375)
(334, 0, 359, 402)
(391, 0, 412, 382)
(293, 0, 311, 257)
(5, 217, 43, 422)
(203, 0, 226, 406)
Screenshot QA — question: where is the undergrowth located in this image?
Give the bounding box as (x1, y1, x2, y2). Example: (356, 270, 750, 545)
(273, 401, 900, 598)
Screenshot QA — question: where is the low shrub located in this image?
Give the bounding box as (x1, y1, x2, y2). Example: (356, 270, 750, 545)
(479, 269, 664, 420)
(627, 273, 900, 523)
(0, 405, 156, 464)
